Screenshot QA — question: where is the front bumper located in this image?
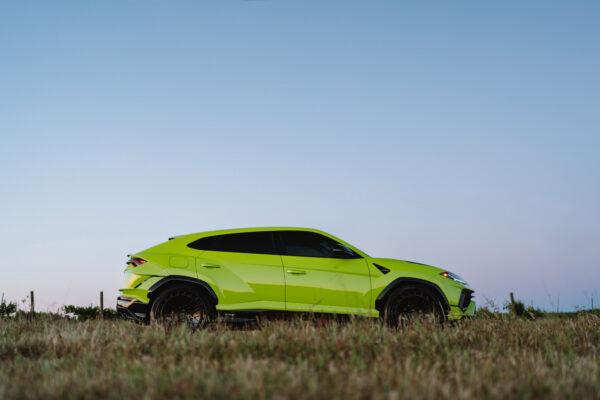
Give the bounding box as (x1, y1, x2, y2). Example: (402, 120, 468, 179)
(448, 300, 476, 320)
(117, 296, 150, 322)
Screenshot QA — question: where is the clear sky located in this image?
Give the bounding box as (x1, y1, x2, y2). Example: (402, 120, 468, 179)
(1, 1, 599, 312)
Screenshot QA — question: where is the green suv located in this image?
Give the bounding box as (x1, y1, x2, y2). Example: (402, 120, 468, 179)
(117, 227, 475, 327)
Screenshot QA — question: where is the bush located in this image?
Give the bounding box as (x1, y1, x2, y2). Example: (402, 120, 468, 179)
(503, 298, 546, 319)
(64, 305, 118, 320)
(0, 295, 17, 318)
(526, 305, 546, 318)
(474, 306, 495, 319)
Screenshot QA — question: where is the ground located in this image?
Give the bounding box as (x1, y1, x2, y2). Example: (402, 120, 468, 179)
(1, 315, 599, 399)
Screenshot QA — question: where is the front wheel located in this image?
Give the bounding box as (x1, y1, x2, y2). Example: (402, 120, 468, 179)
(383, 285, 446, 328)
(150, 285, 215, 331)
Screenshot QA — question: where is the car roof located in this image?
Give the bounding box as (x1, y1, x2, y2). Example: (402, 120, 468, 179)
(166, 227, 369, 258)
(171, 227, 329, 240)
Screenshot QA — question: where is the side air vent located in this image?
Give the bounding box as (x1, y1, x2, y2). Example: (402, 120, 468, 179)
(459, 290, 474, 311)
(373, 263, 390, 274)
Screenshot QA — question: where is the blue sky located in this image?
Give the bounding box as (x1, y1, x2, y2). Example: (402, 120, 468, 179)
(1, 1, 599, 311)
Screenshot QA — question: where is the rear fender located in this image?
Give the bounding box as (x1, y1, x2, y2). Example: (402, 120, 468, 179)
(147, 276, 219, 304)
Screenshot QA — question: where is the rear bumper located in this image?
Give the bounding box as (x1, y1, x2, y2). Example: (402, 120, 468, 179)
(116, 296, 150, 322)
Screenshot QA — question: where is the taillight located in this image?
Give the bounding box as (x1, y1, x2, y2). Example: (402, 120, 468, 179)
(127, 257, 147, 267)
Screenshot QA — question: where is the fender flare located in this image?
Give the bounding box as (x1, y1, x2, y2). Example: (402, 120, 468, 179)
(374, 277, 450, 312)
(148, 276, 218, 304)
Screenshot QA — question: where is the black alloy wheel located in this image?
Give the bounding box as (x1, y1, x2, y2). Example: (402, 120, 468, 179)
(150, 285, 215, 331)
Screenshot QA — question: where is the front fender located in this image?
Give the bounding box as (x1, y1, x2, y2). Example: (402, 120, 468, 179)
(373, 277, 450, 312)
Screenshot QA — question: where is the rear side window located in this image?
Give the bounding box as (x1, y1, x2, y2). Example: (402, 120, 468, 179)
(187, 232, 277, 255)
(187, 235, 220, 251)
(280, 231, 341, 258)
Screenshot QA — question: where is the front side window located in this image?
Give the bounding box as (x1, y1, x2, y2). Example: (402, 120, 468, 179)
(188, 232, 277, 255)
(280, 231, 355, 258)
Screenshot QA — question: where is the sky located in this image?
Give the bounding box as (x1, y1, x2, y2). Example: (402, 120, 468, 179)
(1, 1, 599, 312)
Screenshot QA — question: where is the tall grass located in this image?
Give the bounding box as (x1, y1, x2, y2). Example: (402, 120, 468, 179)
(1, 315, 599, 399)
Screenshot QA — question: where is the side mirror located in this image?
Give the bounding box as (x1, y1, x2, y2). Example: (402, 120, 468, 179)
(332, 244, 357, 259)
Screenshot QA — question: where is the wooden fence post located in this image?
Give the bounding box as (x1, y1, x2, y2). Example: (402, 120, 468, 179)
(100, 291, 104, 319)
(509, 292, 515, 315)
(30, 291, 35, 318)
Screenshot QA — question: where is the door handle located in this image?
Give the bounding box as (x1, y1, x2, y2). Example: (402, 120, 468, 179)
(286, 269, 306, 275)
(201, 263, 220, 269)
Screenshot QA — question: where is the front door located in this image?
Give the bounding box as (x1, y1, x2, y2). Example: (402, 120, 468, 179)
(279, 231, 372, 315)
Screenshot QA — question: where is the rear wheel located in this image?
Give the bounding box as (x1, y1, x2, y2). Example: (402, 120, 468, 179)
(150, 285, 215, 331)
(383, 285, 445, 328)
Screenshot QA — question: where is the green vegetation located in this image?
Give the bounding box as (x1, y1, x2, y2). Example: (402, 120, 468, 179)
(63, 305, 118, 321)
(0, 295, 17, 318)
(1, 314, 599, 399)
(0, 298, 116, 321)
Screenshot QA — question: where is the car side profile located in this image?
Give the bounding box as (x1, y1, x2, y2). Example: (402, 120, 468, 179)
(117, 227, 475, 328)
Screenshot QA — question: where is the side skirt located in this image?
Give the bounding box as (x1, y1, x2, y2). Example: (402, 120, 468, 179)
(116, 300, 378, 325)
(217, 309, 376, 324)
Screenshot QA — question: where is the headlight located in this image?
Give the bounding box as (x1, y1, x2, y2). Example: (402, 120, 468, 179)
(440, 271, 468, 285)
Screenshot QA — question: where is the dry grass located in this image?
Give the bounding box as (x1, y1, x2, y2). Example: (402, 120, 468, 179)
(1, 315, 599, 399)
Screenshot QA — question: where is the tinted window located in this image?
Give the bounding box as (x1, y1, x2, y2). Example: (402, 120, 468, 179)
(281, 231, 344, 258)
(187, 235, 220, 251)
(188, 232, 276, 255)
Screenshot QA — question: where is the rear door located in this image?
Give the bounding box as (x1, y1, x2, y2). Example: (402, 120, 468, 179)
(191, 231, 285, 311)
(279, 231, 372, 315)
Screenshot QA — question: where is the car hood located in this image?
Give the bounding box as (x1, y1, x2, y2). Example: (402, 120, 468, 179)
(369, 257, 446, 276)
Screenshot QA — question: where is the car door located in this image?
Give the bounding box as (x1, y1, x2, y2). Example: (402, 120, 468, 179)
(279, 231, 372, 316)
(191, 231, 285, 312)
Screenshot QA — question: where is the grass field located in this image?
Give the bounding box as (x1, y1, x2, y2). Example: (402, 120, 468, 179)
(1, 315, 599, 399)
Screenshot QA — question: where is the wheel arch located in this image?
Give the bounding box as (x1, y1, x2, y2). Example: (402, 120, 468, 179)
(374, 277, 450, 314)
(147, 276, 218, 305)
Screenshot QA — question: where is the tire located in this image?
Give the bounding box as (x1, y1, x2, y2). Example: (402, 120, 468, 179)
(383, 285, 445, 328)
(150, 284, 215, 331)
